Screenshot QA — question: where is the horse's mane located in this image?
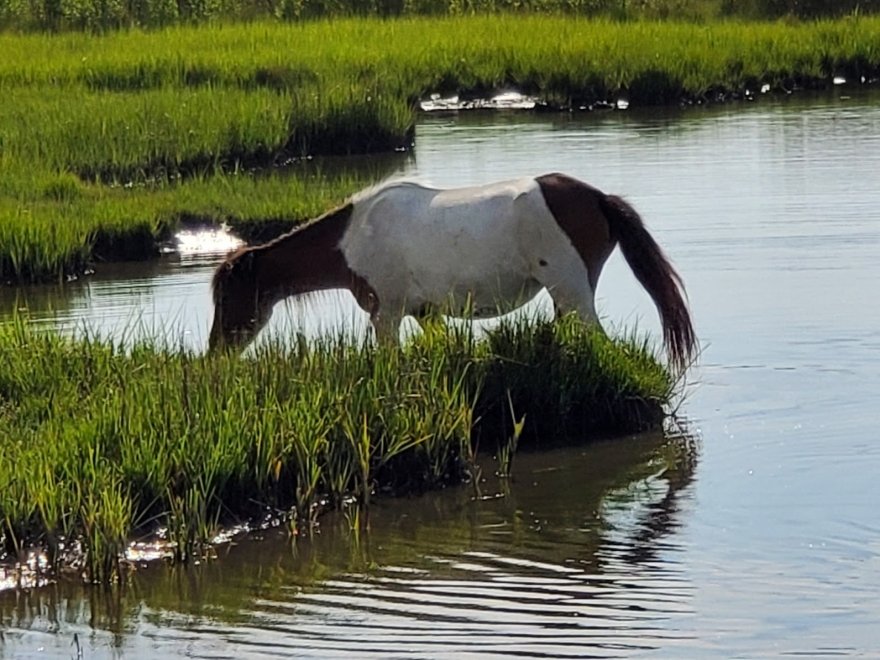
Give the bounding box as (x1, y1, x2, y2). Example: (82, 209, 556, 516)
(211, 245, 249, 305)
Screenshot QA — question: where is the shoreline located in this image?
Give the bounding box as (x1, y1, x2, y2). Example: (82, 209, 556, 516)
(0, 315, 675, 585)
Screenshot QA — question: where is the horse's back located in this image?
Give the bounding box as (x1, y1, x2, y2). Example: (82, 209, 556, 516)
(345, 177, 544, 247)
(344, 178, 543, 263)
(341, 177, 556, 311)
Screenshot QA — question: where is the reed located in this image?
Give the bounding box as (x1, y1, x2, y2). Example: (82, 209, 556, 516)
(2, 17, 878, 183)
(3, 18, 877, 104)
(0, 313, 672, 583)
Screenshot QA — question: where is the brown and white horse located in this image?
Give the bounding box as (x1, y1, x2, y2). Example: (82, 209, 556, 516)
(209, 172, 696, 371)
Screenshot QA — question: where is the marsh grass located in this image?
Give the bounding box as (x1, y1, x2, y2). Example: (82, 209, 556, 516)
(0, 313, 672, 583)
(0, 163, 374, 283)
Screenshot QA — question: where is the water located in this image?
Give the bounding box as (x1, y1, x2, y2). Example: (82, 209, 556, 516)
(2, 88, 880, 657)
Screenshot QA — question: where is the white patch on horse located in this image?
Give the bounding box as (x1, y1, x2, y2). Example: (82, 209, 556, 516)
(339, 177, 593, 325)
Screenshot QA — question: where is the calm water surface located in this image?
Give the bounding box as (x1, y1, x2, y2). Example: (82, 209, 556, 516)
(1, 88, 879, 657)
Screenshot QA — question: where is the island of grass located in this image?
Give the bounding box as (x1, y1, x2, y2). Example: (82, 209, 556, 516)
(1, 15, 880, 282)
(0, 314, 677, 584)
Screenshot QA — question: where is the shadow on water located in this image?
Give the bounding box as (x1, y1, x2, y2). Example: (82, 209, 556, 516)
(0, 430, 698, 657)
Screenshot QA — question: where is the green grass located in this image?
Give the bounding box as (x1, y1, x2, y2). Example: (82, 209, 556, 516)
(3, 17, 877, 106)
(1, 15, 879, 282)
(0, 313, 674, 584)
(0, 160, 380, 282)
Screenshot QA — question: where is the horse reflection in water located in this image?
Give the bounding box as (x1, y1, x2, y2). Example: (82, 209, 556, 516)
(209, 172, 696, 371)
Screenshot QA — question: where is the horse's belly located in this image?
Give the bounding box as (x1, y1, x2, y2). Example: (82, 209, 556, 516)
(415, 272, 544, 318)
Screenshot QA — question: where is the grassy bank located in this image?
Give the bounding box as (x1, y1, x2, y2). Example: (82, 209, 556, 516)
(0, 163, 379, 283)
(0, 314, 673, 584)
(1, 16, 879, 282)
(0, 433, 698, 626)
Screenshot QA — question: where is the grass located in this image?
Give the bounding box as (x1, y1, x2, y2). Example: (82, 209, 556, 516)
(0, 161, 382, 282)
(0, 313, 674, 584)
(1, 15, 879, 282)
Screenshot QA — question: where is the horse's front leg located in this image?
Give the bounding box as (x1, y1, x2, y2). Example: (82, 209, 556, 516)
(348, 277, 401, 345)
(370, 306, 403, 345)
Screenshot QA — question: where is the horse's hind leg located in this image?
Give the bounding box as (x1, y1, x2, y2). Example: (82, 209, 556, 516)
(551, 283, 601, 328)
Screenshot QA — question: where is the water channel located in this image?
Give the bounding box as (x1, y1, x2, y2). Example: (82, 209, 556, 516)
(1, 87, 879, 657)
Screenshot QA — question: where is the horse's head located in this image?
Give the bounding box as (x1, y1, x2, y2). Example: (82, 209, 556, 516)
(209, 249, 272, 354)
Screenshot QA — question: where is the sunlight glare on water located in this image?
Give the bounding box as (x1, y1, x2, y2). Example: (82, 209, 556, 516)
(171, 225, 244, 255)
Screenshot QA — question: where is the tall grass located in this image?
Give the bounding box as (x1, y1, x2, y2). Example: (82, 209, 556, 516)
(2, 17, 878, 178)
(0, 85, 412, 180)
(2, 18, 877, 96)
(0, 313, 673, 584)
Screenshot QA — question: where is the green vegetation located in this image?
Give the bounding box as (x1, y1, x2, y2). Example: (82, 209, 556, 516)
(0, 314, 673, 584)
(1, 16, 878, 283)
(0, 163, 379, 282)
(0, 0, 877, 31)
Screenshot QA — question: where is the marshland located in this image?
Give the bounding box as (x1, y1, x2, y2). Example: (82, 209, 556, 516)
(2, 4, 880, 657)
(2, 16, 880, 281)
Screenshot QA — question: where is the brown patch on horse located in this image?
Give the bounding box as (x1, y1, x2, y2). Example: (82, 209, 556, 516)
(250, 203, 356, 299)
(212, 246, 254, 304)
(349, 269, 379, 317)
(536, 173, 616, 289)
(537, 172, 695, 371)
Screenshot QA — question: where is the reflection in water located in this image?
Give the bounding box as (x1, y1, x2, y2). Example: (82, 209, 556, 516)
(172, 225, 243, 256)
(0, 432, 698, 658)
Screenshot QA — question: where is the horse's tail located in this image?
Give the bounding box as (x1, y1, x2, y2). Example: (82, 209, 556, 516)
(599, 194, 696, 373)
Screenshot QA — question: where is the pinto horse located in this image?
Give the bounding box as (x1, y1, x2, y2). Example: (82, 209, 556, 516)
(209, 173, 696, 371)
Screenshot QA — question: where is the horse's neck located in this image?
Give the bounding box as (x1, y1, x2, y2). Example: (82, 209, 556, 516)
(254, 218, 352, 301)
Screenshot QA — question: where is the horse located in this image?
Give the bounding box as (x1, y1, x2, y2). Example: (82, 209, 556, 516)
(209, 172, 696, 371)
